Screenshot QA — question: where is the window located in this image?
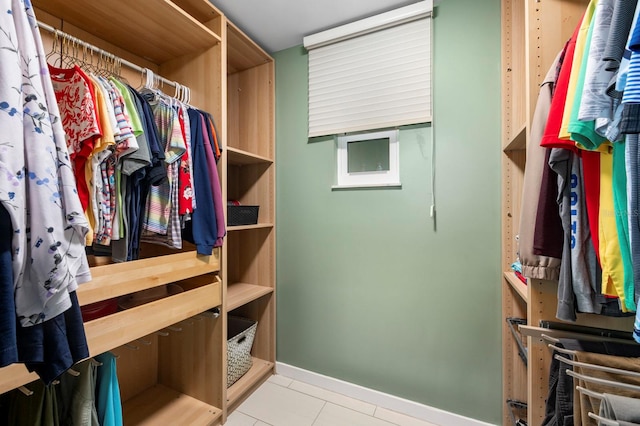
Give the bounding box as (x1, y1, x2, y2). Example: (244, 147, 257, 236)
(304, 1, 433, 138)
(334, 130, 400, 189)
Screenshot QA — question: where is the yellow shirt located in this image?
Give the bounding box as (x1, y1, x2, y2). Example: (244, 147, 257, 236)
(559, 0, 598, 140)
(598, 147, 627, 311)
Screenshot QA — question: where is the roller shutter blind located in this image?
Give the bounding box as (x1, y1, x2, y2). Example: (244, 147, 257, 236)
(304, 1, 432, 138)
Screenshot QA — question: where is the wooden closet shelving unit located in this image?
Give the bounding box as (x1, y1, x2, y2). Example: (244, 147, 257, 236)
(501, 1, 634, 425)
(223, 19, 276, 412)
(0, 0, 276, 424)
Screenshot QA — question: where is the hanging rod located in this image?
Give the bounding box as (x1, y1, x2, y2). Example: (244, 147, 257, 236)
(37, 20, 179, 89)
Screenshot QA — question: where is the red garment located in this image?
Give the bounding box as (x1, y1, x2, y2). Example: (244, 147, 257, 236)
(177, 107, 193, 215)
(581, 150, 601, 264)
(49, 65, 102, 211)
(540, 18, 582, 152)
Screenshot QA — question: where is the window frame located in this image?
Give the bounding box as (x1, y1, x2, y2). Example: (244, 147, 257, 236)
(333, 129, 401, 189)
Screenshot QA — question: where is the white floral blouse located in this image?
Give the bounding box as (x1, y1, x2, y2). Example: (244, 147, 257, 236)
(0, 0, 90, 326)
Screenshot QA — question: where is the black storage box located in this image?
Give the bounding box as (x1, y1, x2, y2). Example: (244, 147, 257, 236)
(227, 205, 259, 226)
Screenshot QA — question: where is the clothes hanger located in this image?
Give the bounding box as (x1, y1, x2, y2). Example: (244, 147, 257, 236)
(46, 29, 60, 66)
(555, 354, 640, 378)
(588, 412, 620, 426)
(576, 385, 604, 400)
(548, 343, 577, 356)
(567, 369, 640, 392)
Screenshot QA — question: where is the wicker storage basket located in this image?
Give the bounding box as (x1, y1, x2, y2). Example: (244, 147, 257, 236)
(227, 316, 257, 387)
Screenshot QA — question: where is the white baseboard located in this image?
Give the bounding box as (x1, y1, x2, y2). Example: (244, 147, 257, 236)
(275, 362, 495, 426)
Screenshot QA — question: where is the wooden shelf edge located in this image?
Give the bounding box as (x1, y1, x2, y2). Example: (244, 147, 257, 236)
(227, 283, 274, 311)
(227, 146, 274, 165)
(504, 271, 528, 303)
(85, 280, 221, 356)
(0, 364, 38, 395)
(503, 123, 527, 152)
(80, 249, 220, 306)
(227, 358, 274, 408)
(227, 223, 274, 232)
(123, 384, 222, 425)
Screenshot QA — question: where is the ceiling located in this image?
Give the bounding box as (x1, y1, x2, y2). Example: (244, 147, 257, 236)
(212, 0, 421, 53)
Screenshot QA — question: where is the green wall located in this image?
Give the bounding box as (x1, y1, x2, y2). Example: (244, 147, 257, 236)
(273, 0, 502, 423)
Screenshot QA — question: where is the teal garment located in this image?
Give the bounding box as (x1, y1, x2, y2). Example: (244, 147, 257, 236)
(613, 141, 636, 311)
(95, 352, 123, 426)
(569, 11, 609, 149)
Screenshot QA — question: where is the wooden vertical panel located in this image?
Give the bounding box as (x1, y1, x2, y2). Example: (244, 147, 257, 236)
(227, 64, 274, 158)
(114, 335, 159, 402)
(161, 44, 223, 123)
(159, 314, 224, 408)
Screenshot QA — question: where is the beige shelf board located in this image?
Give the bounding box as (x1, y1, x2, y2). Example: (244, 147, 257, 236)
(79, 249, 220, 306)
(0, 364, 38, 395)
(227, 223, 274, 232)
(35, 0, 221, 64)
(227, 358, 274, 406)
(227, 20, 273, 74)
(227, 283, 274, 311)
(227, 146, 274, 165)
(85, 280, 221, 357)
(123, 384, 222, 425)
(504, 271, 528, 302)
(503, 123, 527, 152)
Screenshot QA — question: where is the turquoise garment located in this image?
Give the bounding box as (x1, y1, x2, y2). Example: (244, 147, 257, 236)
(613, 142, 636, 311)
(95, 352, 123, 426)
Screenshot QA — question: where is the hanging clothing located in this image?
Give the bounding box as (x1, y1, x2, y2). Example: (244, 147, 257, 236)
(95, 352, 123, 426)
(519, 52, 563, 281)
(0, 0, 91, 327)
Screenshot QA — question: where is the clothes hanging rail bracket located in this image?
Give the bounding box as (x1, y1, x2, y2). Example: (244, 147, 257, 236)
(37, 21, 183, 91)
(506, 317, 527, 366)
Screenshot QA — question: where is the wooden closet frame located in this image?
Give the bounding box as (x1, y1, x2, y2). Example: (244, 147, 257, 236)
(501, 1, 635, 425)
(0, 0, 276, 424)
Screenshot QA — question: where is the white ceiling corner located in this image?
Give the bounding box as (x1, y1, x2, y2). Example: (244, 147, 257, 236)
(211, 0, 422, 53)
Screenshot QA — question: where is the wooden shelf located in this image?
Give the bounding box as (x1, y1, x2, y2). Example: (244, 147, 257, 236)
(503, 123, 526, 152)
(228, 283, 274, 311)
(0, 364, 37, 395)
(504, 271, 528, 303)
(123, 384, 222, 425)
(34, 0, 221, 64)
(85, 278, 221, 357)
(227, 21, 272, 74)
(0, 267, 222, 395)
(227, 358, 274, 407)
(227, 146, 273, 165)
(227, 223, 274, 232)
(79, 249, 220, 306)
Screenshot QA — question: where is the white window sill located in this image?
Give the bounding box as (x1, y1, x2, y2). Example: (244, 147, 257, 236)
(331, 182, 402, 190)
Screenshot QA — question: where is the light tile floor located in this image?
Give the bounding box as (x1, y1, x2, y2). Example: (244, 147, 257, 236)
(226, 375, 439, 426)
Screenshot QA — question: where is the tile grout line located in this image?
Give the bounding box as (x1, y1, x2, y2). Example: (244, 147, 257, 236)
(310, 400, 328, 426)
